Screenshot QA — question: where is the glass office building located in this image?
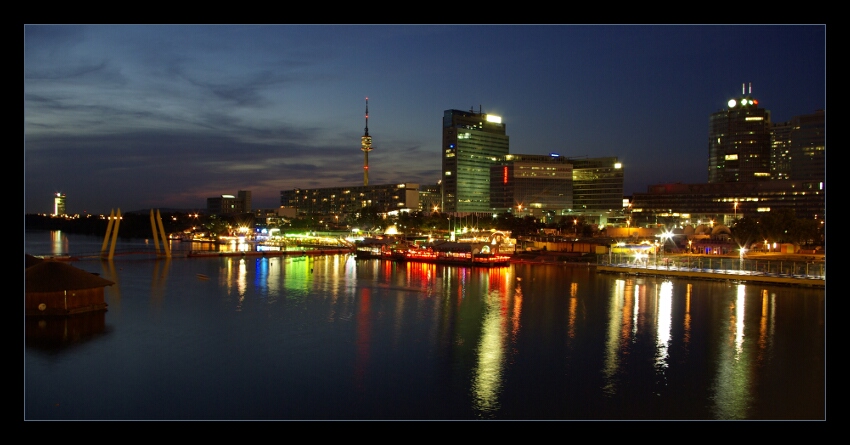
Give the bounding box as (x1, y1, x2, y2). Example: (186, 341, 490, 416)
(771, 109, 825, 182)
(441, 108, 509, 213)
(489, 154, 573, 218)
(570, 157, 624, 214)
(488, 154, 623, 225)
(708, 85, 773, 183)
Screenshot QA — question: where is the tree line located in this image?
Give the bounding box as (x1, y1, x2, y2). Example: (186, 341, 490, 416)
(730, 209, 824, 248)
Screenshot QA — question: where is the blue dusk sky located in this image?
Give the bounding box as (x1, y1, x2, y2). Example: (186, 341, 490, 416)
(24, 24, 826, 215)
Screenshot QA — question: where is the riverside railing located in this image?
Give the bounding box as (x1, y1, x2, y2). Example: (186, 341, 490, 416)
(598, 253, 825, 280)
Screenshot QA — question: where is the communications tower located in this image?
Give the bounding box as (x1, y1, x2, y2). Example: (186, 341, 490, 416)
(361, 98, 373, 186)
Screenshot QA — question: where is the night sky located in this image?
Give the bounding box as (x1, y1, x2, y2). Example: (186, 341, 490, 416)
(24, 25, 825, 215)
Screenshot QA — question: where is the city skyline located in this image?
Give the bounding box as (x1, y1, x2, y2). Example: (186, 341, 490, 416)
(24, 25, 826, 215)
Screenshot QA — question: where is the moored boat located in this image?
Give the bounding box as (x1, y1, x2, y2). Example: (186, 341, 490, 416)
(355, 238, 512, 267)
(398, 248, 511, 267)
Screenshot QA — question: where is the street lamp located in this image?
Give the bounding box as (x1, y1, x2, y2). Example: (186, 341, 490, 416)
(687, 239, 692, 269)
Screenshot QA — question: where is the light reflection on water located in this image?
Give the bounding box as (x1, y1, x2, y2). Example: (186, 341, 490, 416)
(25, 231, 824, 420)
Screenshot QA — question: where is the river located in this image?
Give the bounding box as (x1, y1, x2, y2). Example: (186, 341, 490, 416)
(24, 230, 825, 420)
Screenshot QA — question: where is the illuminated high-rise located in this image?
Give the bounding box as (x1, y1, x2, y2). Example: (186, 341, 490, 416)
(708, 83, 772, 183)
(207, 190, 252, 215)
(771, 109, 825, 182)
(53, 192, 66, 216)
(441, 108, 509, 213)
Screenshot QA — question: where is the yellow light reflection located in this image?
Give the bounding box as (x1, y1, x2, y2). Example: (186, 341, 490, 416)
(602, 278, 629, 395)
(471, 291, 506, 416)
(683, 283, 692, 346)
(735, 284, 745, 357)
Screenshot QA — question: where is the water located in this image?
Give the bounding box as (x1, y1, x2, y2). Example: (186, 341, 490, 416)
(24, 230, 825, 420)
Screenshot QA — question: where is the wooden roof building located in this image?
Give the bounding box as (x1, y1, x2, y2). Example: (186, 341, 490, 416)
(25, 256, 114, 316)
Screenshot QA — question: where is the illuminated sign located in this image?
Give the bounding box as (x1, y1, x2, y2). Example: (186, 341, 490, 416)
(486, 115, 502, 124)
(549, 153, 560, 157)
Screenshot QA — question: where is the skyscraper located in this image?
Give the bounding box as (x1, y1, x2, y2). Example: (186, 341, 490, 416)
(708, 83, 772, 183)
(441, 108, 509, 213)
(53, 192, 66, 216)
(771, 109, 825, 182)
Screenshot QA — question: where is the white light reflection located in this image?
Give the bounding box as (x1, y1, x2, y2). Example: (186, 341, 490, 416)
(735, 284, 746, 357)
(632, 281, 641, 337)
(655, 281, 673, 370)
(265, 257, 282, 303)
(711, 283, 753, 419)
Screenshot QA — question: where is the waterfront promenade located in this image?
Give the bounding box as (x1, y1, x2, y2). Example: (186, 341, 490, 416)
(31, 237, 825, 287)
(510, 250, 825, 287)
(598, 252, 825, 287)
(596, 263, 824, 287)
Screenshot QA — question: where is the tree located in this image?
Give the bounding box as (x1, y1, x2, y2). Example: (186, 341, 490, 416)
(731, 216, 761, 246)
(355, 205, 385, 232)
(204, 215, 230, 237)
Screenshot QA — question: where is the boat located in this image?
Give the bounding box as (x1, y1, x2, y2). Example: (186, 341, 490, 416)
(354, 237, 407, 259)
(355, 238, 511, 267)
(396, 248, 511, 267)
